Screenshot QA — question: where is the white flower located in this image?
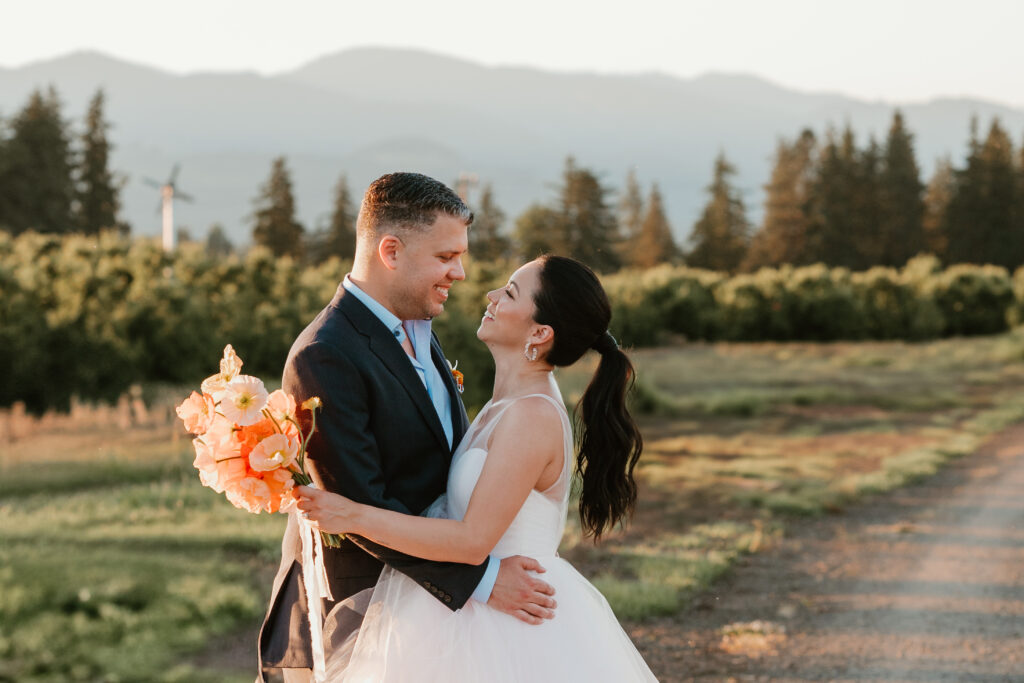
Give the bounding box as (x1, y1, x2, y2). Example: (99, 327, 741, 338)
(248, 433, 299, 472)
(220, 374, 269, 426)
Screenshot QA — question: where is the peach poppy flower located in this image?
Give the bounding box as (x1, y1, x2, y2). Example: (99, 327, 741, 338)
(249, 433, 299, 472)
(176, 391, 216, 435)
(201, 345, 244, 399)
(266, 389, 297, 425)
(227, 476, 273, 513)
(221, 375, 269, 426)
(263, 468, 297, 513)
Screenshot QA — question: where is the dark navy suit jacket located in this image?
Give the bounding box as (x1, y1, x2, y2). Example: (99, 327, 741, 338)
(258, 284, 484, 676)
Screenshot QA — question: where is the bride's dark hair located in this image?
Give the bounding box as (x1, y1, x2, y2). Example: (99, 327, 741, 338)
(532, 255, 643, 540)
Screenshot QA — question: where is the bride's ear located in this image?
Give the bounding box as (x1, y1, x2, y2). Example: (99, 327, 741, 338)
(529, 324, 554, 347)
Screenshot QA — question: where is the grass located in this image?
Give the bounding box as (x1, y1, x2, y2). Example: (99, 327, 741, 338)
(6, 331, 1024, 677)
(556, 330, 1024, 620)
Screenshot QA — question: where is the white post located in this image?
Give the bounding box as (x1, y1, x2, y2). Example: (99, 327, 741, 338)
(161, 185, 175, 252)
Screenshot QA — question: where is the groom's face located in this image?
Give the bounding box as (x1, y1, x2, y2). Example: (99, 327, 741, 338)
(391, 213, 468, 320)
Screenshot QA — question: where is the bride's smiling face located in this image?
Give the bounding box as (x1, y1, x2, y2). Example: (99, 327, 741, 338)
(478, 260, 545, 348)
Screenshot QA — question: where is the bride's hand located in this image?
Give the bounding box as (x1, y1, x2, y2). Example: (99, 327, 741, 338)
(293, 485, 361, 535)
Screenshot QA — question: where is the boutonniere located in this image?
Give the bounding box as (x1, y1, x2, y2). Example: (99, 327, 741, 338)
(447, 359, 464, 394)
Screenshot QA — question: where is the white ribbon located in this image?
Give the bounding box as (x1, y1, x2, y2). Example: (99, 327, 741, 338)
(297, 511, 335, 682)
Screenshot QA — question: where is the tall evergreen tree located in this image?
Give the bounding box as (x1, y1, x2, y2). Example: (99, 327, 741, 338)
(618, 168, 644, 260)
(556, 157, 621, 272)
(922, 157, 954, 258)
(469, 183, 511, 260)
(805, 126, 877, 268)
(687, 152, 750, 272)
(311, 173, 357, 263)
(944, 119, 1021, 267)
(877, 110, 925, 266)
(205, 223, 234, 258)
(74, 89, 124, 235)
(514, 204, 561, 259)
(0, 87, 74, 234)
(251, 156, 304, 259)
(742, 129, 816, 270)
(629, 184, 677, 268)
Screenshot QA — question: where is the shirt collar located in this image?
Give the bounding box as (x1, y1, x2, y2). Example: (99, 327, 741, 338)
(343, 274, 404, 339)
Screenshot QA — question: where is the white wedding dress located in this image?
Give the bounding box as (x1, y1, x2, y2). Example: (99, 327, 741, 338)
(324, 388, 658, 681)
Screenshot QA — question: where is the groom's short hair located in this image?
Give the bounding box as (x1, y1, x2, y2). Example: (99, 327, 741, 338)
(357, 172, 473, 242)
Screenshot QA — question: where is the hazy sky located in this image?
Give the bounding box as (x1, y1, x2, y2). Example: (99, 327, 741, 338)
(4, 0, 1023, 108)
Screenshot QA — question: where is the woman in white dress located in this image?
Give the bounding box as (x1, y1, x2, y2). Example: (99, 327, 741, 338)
(295, 255, 658, 681)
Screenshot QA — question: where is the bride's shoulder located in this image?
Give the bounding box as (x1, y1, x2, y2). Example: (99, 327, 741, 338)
(488, 395, 565, 447)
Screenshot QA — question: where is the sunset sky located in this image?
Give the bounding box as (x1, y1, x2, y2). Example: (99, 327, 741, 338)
(4, 0, 1023, 108)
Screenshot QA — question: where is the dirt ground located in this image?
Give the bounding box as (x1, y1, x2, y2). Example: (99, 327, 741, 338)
(628, 424, 1024, 682)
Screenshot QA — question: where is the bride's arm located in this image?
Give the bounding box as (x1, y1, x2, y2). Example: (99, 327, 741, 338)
(295, 397, 562, 565)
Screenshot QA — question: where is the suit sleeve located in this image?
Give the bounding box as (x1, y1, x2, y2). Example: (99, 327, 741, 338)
(285, 341, 488, 610)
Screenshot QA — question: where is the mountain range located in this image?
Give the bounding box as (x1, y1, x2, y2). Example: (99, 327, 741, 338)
(2, 47, 1022, 245)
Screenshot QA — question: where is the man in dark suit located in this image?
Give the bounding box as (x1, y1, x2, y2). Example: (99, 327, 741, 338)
(258, 173, 557, 682)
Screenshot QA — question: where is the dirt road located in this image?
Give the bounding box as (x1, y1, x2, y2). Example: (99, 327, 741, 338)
(632, 424, 1024, 682)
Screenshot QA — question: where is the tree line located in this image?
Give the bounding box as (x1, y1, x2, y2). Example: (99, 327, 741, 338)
(3, 86, 1024, 274)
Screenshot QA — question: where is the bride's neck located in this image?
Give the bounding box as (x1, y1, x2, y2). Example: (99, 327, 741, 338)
(490, 349, 553, 401)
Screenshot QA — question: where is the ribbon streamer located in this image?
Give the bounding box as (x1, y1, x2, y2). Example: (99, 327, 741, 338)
(297, 511, 335, 682)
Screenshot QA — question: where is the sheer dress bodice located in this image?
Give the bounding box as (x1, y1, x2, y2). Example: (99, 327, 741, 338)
(446, 391, 573, 560)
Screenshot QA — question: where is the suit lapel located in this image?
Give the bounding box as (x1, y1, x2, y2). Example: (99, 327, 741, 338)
(430, 335, 469, 452)
(336, 291, 449, 450)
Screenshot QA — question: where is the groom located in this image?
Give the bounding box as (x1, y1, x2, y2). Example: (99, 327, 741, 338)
(258, 172, 557, 682)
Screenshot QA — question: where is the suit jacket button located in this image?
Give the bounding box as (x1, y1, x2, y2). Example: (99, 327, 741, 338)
(424, 581, 432, 589)
(444, 595, 452, 603)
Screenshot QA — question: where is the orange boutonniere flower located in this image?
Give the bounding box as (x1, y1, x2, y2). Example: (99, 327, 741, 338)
(448, 359, 464, 394)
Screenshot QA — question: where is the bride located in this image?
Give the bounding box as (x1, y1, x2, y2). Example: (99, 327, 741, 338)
(295, 255, 658, 681)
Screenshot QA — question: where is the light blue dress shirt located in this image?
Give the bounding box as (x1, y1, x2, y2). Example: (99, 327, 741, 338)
(343, 276, 499, 603)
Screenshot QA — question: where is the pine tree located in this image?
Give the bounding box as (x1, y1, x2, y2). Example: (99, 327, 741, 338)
(628, 184, 677, 268)
(805, 126, 875, 268)
(309, 174, 357, 263)
(687, 152, 750, 272)
(556, 157, 621, 272)
(0, 88, 74, 234)
(944, 119, 1021, 267)
(618, 168, 644, 261)
(742, 129, 816, 270)
(877, 111, 925, 266)
(205, 223, 234, 258)
(922, 157, 954, 258)
(514, 204, 561, 259)
(74, 89, 124, 235)
(251, 156, 304, 259)
(469, 183, 511, 261)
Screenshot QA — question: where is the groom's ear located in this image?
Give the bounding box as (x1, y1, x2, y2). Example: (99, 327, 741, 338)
(378, 235, 403, 271)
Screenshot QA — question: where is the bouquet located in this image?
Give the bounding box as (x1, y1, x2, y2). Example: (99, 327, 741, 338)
(176, 344, 342, 548)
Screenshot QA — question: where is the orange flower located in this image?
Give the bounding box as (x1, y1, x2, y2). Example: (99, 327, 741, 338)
(176, 391, 216, 435)
(235, 417, 277, 459)
(263, 468, 297, 513)
(447, 359, 464, 394)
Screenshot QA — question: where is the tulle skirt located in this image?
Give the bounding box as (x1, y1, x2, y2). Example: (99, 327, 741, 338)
(323, 556, 658, 682)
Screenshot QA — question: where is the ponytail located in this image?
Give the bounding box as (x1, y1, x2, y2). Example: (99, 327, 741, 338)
(531, 255, 644, 541)
(575, 342, 643, 540)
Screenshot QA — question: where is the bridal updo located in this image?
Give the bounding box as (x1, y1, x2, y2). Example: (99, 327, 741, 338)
(532, 255, 643, 540)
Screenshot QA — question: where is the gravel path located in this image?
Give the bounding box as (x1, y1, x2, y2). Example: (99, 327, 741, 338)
(630, 424, 1024, 682)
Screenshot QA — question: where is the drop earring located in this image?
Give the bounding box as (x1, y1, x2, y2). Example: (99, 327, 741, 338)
(524, 342, 538, 362)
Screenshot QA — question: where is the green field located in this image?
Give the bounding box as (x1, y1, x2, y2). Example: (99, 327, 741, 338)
(4, 332, 1024, 681)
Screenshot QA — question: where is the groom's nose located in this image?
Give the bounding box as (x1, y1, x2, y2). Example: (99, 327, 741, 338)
(448, 256, 466, 282)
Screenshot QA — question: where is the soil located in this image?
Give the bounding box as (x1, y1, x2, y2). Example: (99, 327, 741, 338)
(628, 424, 1024, 682)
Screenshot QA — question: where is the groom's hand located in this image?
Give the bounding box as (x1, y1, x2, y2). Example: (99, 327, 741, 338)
(488, 555, 557, 625)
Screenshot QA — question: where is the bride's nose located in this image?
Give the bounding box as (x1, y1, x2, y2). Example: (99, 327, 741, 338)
(486, 288, 500, 304)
